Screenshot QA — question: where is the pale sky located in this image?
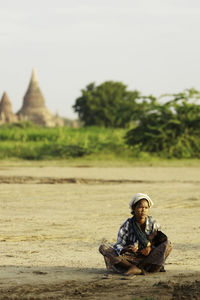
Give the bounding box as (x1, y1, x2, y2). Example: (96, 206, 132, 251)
(1, 0, 200, 119)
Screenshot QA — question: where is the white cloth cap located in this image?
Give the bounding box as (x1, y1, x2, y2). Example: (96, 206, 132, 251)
(129, 193, 154, 210)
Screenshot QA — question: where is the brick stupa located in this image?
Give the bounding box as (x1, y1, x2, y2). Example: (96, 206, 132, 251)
(17, 69, 63, 127)
(0, 92, 18, 124)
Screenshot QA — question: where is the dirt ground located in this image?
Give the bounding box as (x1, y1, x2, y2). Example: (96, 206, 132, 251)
(0, 165, 200, 299)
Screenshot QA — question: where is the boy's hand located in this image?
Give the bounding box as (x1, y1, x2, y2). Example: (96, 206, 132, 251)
(141, 245, 151, 256)
(121, 242, 139, 254)
(127, 243, 139, 253)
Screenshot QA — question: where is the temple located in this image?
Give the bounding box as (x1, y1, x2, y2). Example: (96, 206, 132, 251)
(0, 92, 18, 124)
(17, 69, 64, 127)
(0, 69, 64, 127)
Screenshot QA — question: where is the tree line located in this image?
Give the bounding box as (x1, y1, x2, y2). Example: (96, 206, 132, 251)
(73, 82, 200, 158)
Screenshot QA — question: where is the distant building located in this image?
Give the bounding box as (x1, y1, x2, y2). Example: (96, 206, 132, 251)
(17, 69, 64, 127)
(0, 92, 18, 124)
(0, 69, 64, 127)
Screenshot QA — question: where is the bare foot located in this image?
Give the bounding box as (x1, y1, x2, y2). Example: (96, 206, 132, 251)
(124, 265, 142, 276)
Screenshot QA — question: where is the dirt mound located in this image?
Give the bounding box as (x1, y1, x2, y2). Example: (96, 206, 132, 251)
(172, 280, 200, 300)
(0, 175, 199, 185)
(0, 279, 199, 299)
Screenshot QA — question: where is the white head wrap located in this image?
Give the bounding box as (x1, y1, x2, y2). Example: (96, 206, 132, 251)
(129, 193, 153, 212)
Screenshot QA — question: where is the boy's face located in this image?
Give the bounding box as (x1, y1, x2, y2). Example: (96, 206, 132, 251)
(133, 199, 149, 222)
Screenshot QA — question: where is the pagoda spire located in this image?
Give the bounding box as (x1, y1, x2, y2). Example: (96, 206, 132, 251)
(0, 92, 18, 123)
(30, 68, 38, 84)
(17, 69, 63, 126)
(0, 92, 13, 113)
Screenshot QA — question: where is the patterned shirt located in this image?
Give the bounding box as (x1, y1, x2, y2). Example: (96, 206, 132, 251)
(113, 216, 161, 255)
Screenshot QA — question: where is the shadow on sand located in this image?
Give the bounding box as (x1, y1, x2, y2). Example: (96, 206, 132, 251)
(0, 265, 200, 299)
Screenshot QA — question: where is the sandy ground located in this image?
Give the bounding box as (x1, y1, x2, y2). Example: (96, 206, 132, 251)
(0, 165, 200, 299)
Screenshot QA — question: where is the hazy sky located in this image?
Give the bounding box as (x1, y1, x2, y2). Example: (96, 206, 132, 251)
(1, 0, 200, 119)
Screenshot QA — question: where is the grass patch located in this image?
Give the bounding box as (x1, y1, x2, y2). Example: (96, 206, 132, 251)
(0, 123, 200, 164)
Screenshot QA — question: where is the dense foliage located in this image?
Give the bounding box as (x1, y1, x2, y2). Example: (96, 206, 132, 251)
(73, 81, 143, 127)
(125, 89, 200, 158)
(0, 86, 199, 160)
(0, 123, 128, 160)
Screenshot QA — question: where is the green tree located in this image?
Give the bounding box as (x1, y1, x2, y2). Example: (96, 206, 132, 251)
(125, 89, 200, 158)
(73, 81, 142, 127)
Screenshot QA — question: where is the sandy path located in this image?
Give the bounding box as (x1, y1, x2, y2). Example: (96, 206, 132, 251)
(0, 166, 200, 299)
